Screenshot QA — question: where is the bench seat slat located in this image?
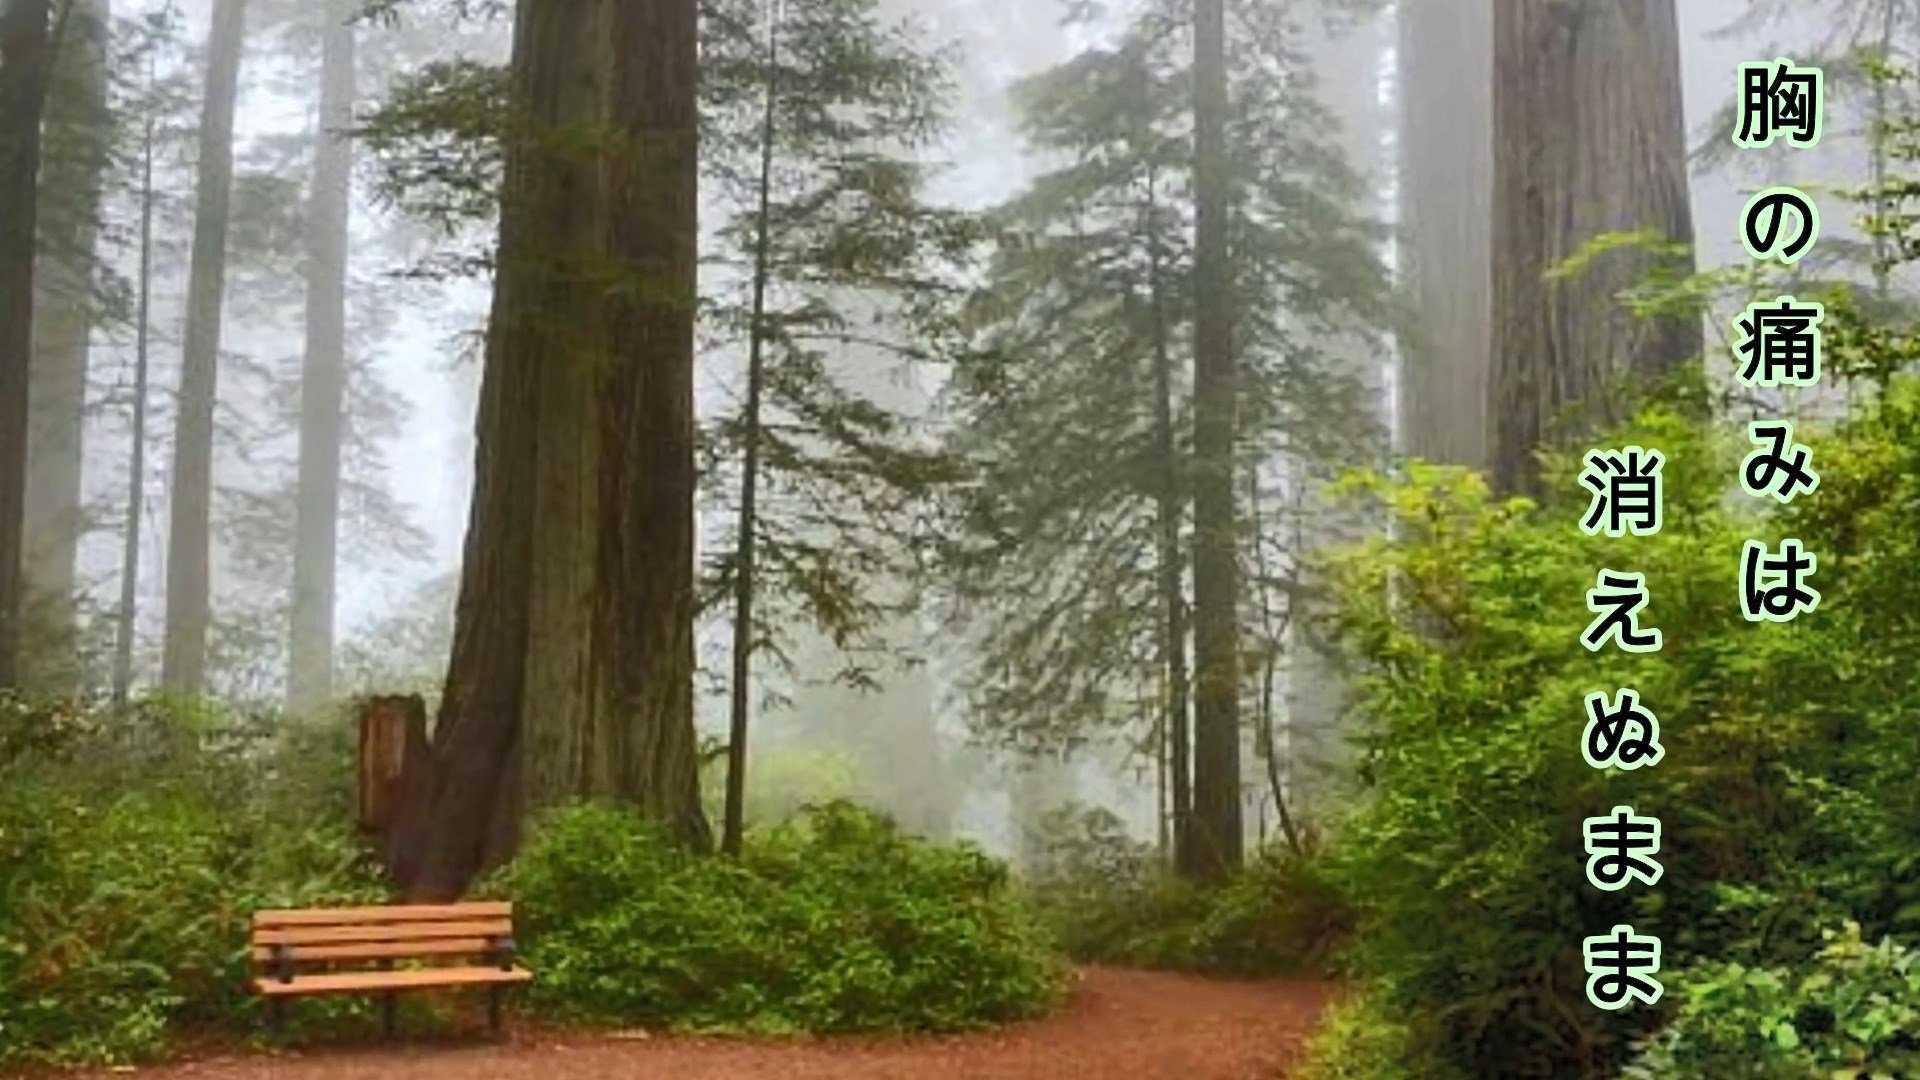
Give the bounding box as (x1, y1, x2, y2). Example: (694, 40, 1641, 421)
(252, 902, 512, 928)
(254, 966, 532, 997)
(253, 919, 511, 947)
(250, 938, 502, 965)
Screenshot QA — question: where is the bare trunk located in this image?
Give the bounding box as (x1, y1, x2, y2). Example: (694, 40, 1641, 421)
(22, 0, 107, 689)
(722, 0, 780, 857)
(1144, 165, 1192, 873)
(0, 0, 55, 690)
(113, 112, 156, 707)
(390, 0, 710, 899)
(286, 2, 356, 716)
(1490, 0, 1700, 497)
(161, 0, 247, 693)
(1397, 0, 1492, 470)
(1186, 0, 1241, 883)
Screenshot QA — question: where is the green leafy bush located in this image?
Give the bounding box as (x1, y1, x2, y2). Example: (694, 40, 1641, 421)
(1021, 802, 1349, 976)
(0, 697, 384, 1068)
(489, 799, 1065, 1035)
(1622, 923, 1920, 1079)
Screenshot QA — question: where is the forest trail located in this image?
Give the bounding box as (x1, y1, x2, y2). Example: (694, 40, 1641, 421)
(63, 968, 1332, 1080)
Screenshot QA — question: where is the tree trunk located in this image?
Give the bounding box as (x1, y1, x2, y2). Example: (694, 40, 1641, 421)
(722, 0, 780, 857)
(287, 0, 356, 717)
(113, 111, 156, 707)
(599, 0, 708, 845)
(22, 0, 106, 690)
(1490, 0, 1700, 497)
(1144, 165, 1192, 873)
(161, 0, 247, 694)
(1185, 0, 1242, 883)
(388, 0, 710, 900)
(0, 0, 56, 691)
(1398, 0, 1492, 471)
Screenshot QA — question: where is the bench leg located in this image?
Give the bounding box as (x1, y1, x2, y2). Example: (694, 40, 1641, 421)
(269, 998, 285, 1034)
(382, 994, 396, 1040)
(488, 986, 503, 1037)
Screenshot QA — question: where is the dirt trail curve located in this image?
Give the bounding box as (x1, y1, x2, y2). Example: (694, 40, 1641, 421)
(58, 968, 1332, 1080)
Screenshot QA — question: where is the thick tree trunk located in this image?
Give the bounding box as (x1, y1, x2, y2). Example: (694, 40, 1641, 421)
(22, 0, 106, 689)
(0, 0, 55, 691)
(1187, 0, 1242, 883)
(1398, 0, 1492, 471)
(287, 1, 356, 716)
(161, 0, 247, 694)
(599, 0, 708, 845)
(389, 0, 710, 900)
(1490, 0, 1700, 497)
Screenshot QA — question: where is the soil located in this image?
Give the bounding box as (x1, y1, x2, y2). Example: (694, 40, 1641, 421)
(50, 967, 1333, 1080)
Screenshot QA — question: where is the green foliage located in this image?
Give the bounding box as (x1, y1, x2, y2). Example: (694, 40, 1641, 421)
(1020, 803, 1348, 977)
(487, 800, 1065, 1035)
(0, 697, 384, 1068)
(1622, 923, 1920, 1079)
(1293, 986, 1450, 1080)
(1309, 372, 1920, 1078)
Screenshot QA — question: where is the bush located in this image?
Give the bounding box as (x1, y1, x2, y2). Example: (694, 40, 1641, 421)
(489, 799, 1066, 1035)
(0, 696, 385, 1068)
(1293, 986, 1453, 1080)
(1021, 802, 1350, 976)
(1620, 922, 1920, 1079)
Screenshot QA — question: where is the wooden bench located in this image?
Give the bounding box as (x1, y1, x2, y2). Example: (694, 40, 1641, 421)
(249, 901, 532, 1037)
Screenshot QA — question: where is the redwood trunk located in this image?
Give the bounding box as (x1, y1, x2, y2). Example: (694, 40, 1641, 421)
(161, 0, 247, 693)
(1186, 0, 1242, 883)
(0, 0, 54, 690)
(1490, 0, 1700, 497)
(287, 0, 356, 716)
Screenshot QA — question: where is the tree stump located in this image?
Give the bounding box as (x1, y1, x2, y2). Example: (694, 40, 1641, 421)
(357, 694, 427, 840)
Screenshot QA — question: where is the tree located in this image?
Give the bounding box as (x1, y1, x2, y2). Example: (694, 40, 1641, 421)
(1397, 0, 1491, 469)
(160, 0, 247, 693)
(388, 0, 709, 901)
(286, 0, 356, 715)
(940, 0, 1388, 878)
(1489, 0, 1701, 497)
(0, 0, 57, 691)
(22, 0, 108, 689)
(1187, 0, 1238, 882)
(705, 0, 967, 853)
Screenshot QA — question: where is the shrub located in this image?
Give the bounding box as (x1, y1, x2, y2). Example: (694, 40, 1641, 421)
(0, 697, 385, 1068)
(1621, 923, 1920, 1079)
(1021, 802, 1350, 976)
(489, 799, 1066, 1035)
(1293, 986, 1452, 1080)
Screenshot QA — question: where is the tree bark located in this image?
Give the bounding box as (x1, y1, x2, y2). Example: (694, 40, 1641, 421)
(388, 0, 711, 900)
(1490, 0, 1700, 497)
(161, 0, 247, 694)
(287, 0, 356, 716)
(1186, 0, 1242, 883)
(22, 0, 106, 690)
(0, 0, 56, 691)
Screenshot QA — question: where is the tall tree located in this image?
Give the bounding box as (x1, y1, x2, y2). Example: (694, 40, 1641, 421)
(286, 0, 356, 715)
(22, 0, 108, 689)
(1397, 0, 1491, 470)
(1490, 0, 1700, 497)
(1187, 0, 1239, 881)
(388, 0, 709, 901)
(161, 0, 247, 693)
(0, 0, 57, 690)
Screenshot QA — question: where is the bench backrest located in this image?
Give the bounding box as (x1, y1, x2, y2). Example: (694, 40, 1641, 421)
(249, 901, 516, 979)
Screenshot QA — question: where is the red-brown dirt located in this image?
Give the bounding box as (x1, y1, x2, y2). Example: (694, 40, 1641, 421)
(50, 967, 1333, 1080)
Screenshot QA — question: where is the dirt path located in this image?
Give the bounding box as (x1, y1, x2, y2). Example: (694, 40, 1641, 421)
(58, 968, 1331, 1080)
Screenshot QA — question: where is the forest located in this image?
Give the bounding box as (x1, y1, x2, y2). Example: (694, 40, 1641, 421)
(3, 0, 1919, 1077)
